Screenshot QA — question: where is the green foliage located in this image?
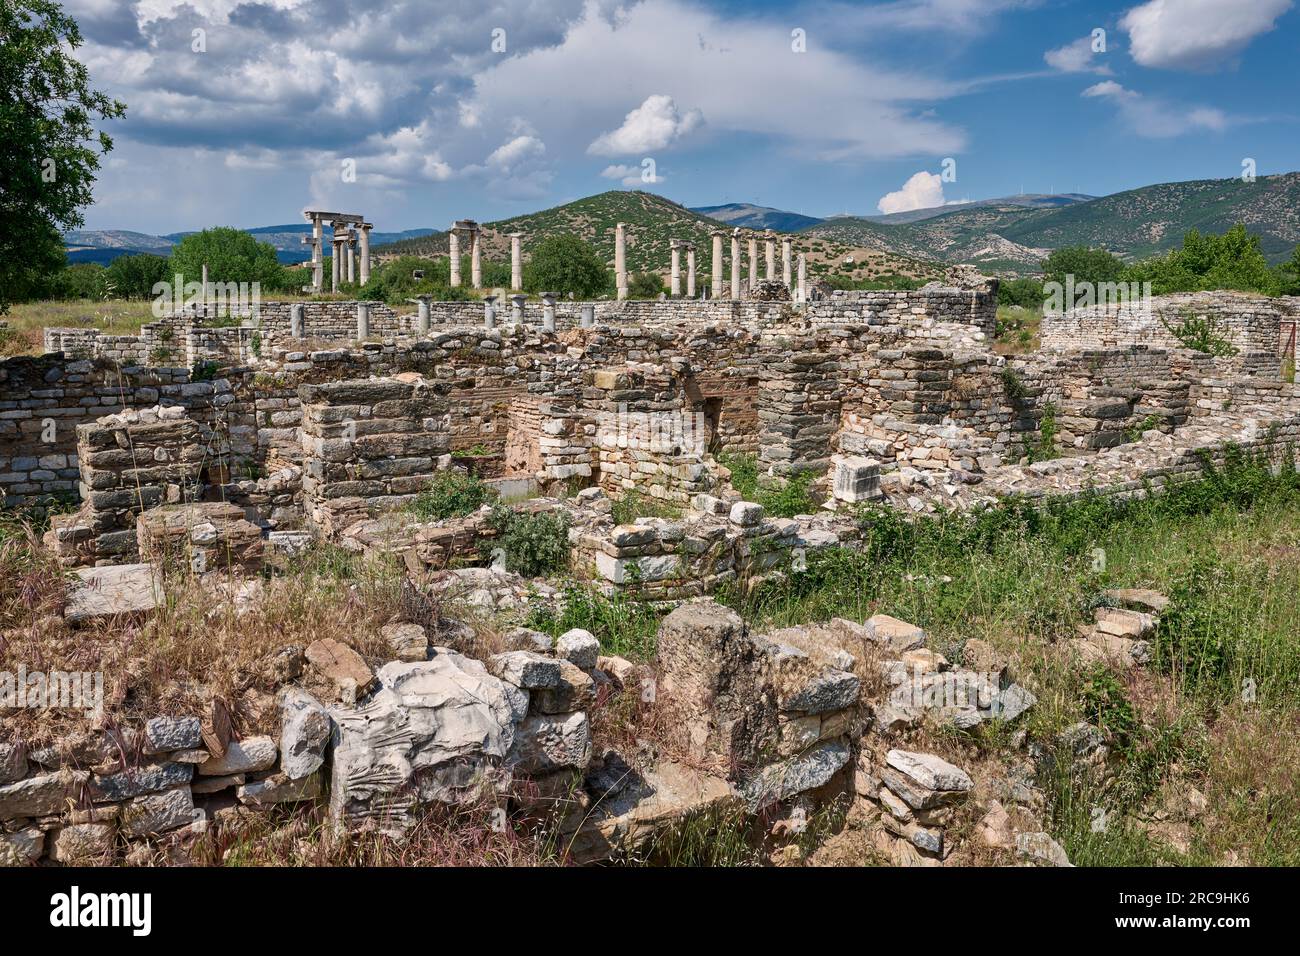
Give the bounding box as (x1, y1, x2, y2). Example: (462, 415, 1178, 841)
(168, 227, 283, 287)
(1121, 224, 1281, 296)
(823, 272, 925, 291)
(361, 255, 473, 305)
(1161, 309, 1238, 357)
(484, 505, 571, 577)
(189, 359, 218, 381)
(105, 253, 170, 299)
(522, 234, 612, 297)
(1022, 402, 1060, 462)
(0, 0, 126, 311)
(717, 452, 759, 499)
(997, 277, 1045, 309)
(1042, 245, 1124, 288)
(49, 262, 107, 300)
(1278, 245, 1300, 296)
(1000, 367, 1028, 402)
(525, 583, 662, 660)
(611, 490, 682, 525)
(407, 470, 493, 521)
(1081, 666, 1138, 747)
(758, 470, 819, 518)
(626, 271, 665, 298)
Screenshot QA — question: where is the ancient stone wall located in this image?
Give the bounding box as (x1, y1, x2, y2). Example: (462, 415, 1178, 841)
(1040, 291, 1299, 356)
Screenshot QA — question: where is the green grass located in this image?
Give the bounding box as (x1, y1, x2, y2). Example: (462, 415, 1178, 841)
(407, 471, 493, 521)
(718, 453, 819, 517)
(525, 583, 663, 661)
(610, 490, 683, 526)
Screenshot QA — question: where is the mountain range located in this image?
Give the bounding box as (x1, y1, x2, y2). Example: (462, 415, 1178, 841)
(67, 172, 1300, 277)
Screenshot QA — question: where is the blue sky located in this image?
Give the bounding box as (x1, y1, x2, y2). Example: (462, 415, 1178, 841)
(67, 0, 1299, 233)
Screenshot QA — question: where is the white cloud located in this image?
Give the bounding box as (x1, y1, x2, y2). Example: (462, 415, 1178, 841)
(599, 162, 658, 187)
(587, 94, 703, 156)
(877, 171, 947, 214)
(466, 0, 965, 164)
(1120, 0, 1293, 70)
(1044, 36, 1111, 74)
(1082, 81, 1229, 136)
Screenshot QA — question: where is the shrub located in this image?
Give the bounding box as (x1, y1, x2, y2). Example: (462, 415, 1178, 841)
(522, 235, 611, 298)
(407, 470, 493, 521)
(1161, 310, 1237, 357)
(484, 505, 571, 577)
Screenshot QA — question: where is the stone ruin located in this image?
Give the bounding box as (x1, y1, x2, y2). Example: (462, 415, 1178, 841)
(4, 275, 1300, 866)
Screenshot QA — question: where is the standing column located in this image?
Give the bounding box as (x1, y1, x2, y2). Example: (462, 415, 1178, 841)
(541, 293, 557, 333)
(449, 227, 461, 287)
(797, 254, 807, 305)
(345, 232, 356, 284)
(615, 222, 628, 300)
(359, 223, 372, 286)
(711, 230, 724, 300)
(764, 230, 775, 282)
(670, 241, 682, 297)
(580, 304, 594, 329)
(484, 294, 497, 330)
(411, 296, 431, 334)
(331, 236, 344, 293)
(686, 243, 696, 298)
(511, 293, 527, 327)
(747, 236, 758, 291)
(730, 230, 741, 300)
(311, 215, 323, 293)
(470, 228, 482, 289)
(356, 301, 370, 339)
(510, 233, 523, 291)
(782, 238, 792, 288)
(290, 303, 305, 338)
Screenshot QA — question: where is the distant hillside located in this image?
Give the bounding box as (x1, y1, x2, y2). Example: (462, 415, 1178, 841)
(374, 190, 939, 283)
(801, 174, 1300, 272)
(65, 224, 437, 267)
(862, 193, 1094, 226)
(691, 202, 824, 232)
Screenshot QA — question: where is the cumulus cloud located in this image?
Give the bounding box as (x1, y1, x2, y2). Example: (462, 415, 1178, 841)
(1120, 0, 1294, 70)
(1082, 81, 1229, 136)
(876, 171, 947, 214)
(599, 162, 659, 187)
(587, 95, 702, 156)
(1044, 36, 1111, 73)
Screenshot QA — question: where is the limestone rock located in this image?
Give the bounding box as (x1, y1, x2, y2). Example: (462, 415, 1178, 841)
(533, 659, 597, 714)
(0, 743, 26, 785)
(739, 739, 851, 809)
(91, 761, 193, 802)
(0, 770, 85, 819)
(64, 563, 163, 625)
(279, 688, 331, 780)
(120, 786, 195, 838)
(1016, 831, 1073, 867)
(143, 716, 202, 754)
(489, 651, 562, 690)
(507, 712, 592, 774)
(381, 622, 429, 663)
(886, 750, 973, 794)
(238, 771, 322, 805)
(305, 638, 376, 699)
(864, 614, 927, 653)
(556, 628, 600, 670)
(198, 736, 278, 776)
(0, 827, 44, 866)
(49, 822, 115, 864)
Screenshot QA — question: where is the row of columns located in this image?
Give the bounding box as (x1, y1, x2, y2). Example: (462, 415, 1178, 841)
(656, 227, 806, 302)
(448, 219, 527, 292)
(303, 211, 372, 294)
(403, 295, 595, 334)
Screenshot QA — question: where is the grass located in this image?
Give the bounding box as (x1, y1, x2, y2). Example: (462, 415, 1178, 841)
(2, 299, 159, 354)
(718, 452, 820, 517)
(610, 490, 683, 526)
(993, 305, 1041, 354)
(406, 470, 493, 521)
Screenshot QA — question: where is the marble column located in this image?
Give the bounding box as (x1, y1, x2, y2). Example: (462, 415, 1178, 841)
(782, 237, 792, 288)
(449, 228, 461, 287)
(797, 254, 807, 305)
(311, 215, 323, 293)
(412, 296, 431, 334)
(615, 222, 628, 300)
(670, 241, 682, 297)
(345, 233, 356, 284)
(331, 236, 344, 293)
(730, 230, 741, 300)
(686, 243, 696, 298)
(290, 303, 305, 338)
(483, 294, 496, 329)
(510, 233, 523, 291)
(541, 293, 557, 332)
(359, 224, 372, 286)
(470, 228, 482, 289)
(356, 301, 370, 339)
(711, 230, 724, 300)
(764, 231, 775, 282)
(747, 237, 758, 291)
(581, 304, 594, 328)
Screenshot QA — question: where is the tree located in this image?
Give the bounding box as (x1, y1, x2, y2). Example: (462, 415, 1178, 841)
(627, 271, 665, 298)
(105, 253, 169, 299)
(0, 0, 126, 311)
(1122, 225, 1281, 296)
(50, 262, 106, 299)
(1278, 245, 1300, 296)
(522, 235, 611, 297)
(168, 227, 283, 287)
(363, 255, 473, 304)
(1041, 246, 1124, 289)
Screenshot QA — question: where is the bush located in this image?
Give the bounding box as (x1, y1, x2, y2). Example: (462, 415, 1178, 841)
(1121, 225, 1281, 297)
(105, 253, 170, 299)
(483, 505, 571, 577)
(627, 271, 665, 298)
(168, 227, 283, 288)
(522, 235, 611, 298)
(1042, 246, 1125, 289)
(362, 255, 474, 305)
(407, 470, 493, 521)
(998, 277, 1044, 309)
(48, 262, 108, 299)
